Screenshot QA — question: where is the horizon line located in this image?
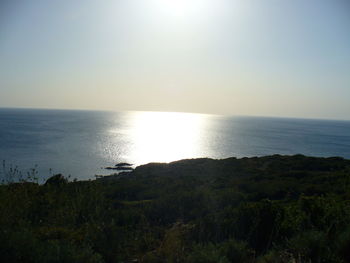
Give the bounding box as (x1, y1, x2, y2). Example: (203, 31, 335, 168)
(0, 106, 349, 122)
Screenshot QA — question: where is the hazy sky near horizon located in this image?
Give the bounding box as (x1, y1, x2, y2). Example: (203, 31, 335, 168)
(0, 0, 349, 119)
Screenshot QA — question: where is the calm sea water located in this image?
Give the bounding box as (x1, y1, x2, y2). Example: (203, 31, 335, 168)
(0, 108, 350, 181)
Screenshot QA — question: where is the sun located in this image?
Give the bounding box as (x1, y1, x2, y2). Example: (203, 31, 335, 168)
(150, 0, 212, 20)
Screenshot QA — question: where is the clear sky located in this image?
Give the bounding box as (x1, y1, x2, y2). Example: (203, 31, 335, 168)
(0, 0, 349, 119)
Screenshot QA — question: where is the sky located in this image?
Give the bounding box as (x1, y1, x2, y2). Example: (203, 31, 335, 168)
(0, 0, 349, 120)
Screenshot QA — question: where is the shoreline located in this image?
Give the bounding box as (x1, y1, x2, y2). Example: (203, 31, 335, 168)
(98, 154, 348, 181)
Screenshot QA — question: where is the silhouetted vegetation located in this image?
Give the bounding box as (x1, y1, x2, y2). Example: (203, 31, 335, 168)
(1, 155, 350, 262)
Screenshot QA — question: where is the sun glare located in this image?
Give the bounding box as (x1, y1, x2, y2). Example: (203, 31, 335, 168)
(150, 0, 215, 21)
(124, 111, 209, 164)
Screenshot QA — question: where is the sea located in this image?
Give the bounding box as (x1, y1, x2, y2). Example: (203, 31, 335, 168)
(0, 108, 349, 181)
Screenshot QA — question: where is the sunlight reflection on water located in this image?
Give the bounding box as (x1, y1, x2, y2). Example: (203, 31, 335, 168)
(110, 111, 212, 164)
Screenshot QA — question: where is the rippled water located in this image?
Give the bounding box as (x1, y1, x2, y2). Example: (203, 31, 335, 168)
(0, 108, 349, 180)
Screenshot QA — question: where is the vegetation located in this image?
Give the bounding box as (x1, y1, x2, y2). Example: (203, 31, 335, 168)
(1, 155, 350, 262)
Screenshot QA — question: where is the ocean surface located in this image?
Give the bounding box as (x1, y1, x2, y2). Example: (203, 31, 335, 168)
(0, 108, 350, 181)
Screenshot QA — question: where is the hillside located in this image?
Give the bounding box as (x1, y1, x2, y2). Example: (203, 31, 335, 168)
(1, 155, 350, 262)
